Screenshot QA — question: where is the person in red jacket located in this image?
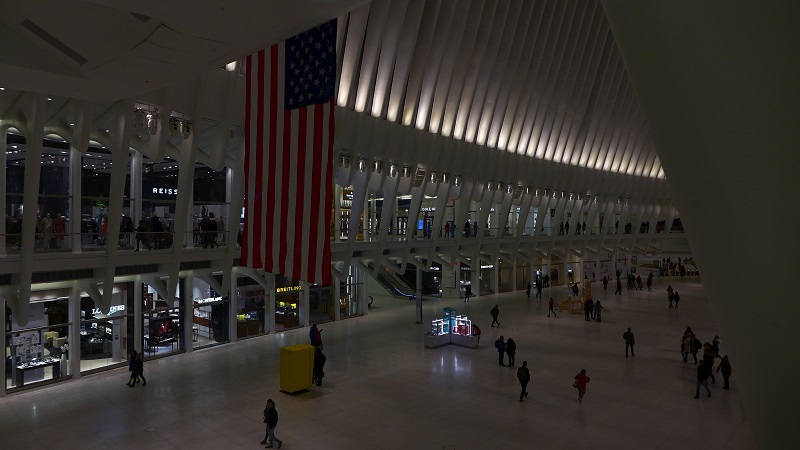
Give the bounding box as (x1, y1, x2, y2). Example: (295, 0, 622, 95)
(574, 369, 591, 403)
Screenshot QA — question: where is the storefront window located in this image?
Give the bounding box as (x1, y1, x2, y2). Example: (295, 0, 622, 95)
(275, 276, 300, 331)
(236, 280, 266, 338)
(142, 159, 178, 249)
(193, 166, 229, 248)
(5, 299, 70, 390)
(79, 297, 131, 372)
(339, 269, 363, 319)
(191, 280, 229, 348)
(142, 284, 182, 357)
(308, 284, 334, 323)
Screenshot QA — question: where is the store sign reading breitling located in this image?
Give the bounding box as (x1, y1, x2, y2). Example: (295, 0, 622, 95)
(276, 286, 302, 293)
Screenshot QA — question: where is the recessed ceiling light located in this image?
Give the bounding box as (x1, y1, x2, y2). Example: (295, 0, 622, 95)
(0, 87, 5, 90)
(47, 97, 53, 101)
(11, 145, 17, 149)
(70, 123, 75, 126)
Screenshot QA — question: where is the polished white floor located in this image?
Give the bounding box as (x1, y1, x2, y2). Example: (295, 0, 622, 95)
(0, 277, 755, 450)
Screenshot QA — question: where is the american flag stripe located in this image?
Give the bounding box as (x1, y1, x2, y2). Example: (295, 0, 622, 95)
(242, 20, 335, 285)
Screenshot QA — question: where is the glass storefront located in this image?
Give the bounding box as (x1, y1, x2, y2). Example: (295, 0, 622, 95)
(142, 283, 183, 357)
(191, 280, 229, 348)
(236, 282, 266, 339)
(79, 295, 132, 373)
(339, 268, 363, 319)
(275, 276, 300, 331)
(309, 284, 334, 324)
(5, 299, 70, 390)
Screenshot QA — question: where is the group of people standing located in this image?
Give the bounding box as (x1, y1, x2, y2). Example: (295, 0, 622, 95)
(583, 298, 604, 321)
(679, 327, 733, 397)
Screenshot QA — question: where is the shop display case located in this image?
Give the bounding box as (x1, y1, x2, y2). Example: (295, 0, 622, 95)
(424, 308, 479, 349)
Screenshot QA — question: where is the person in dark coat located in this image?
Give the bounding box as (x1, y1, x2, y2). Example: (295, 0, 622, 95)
(313, 347, 326, 386)
(505, 338, 517, 367)
(615, 278, 623, 295)
(261, 399, 283, 448)
(126, 350, 138, 386)
(716, 355, 733, 389)
(694, 360, 712, 398)
(495, 336, 506, 366)
(526, 282, 531, 298)
(548, 297, 557, 318)
(602, 276, 608, 291)
(517, 361, 531, 402)
(623, 328, 635, 357)
(490, 304, 500, 326)
(584, 299, 593, 321)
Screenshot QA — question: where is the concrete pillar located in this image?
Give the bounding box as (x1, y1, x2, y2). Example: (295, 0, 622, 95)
(69, 145, 82, 253)
(68, 284, 81, 379)
(184, 274, 194, 353)
(0, 128, 6, 257)
(133, 277, 142, 354)
(602, 1, 800, 446)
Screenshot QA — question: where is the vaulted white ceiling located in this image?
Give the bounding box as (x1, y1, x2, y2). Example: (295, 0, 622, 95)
(335, 0, 663, 178)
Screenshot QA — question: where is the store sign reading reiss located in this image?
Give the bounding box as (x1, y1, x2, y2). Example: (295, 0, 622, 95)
(276, 286, 302, 293)
(152, 187, 178, 195)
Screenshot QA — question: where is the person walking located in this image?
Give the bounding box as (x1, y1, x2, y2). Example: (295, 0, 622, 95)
(517, 361, 531, 402)
(584, 299, 593, 321)
(615, 278, 623, 295)
(647, 273, 653, 291)
(473, 221, 478, 238)
(602, 275, 608, 291)
(444, 222, 450, 239)
(490, 304, 500, 327)
(505, 338, 517, 367)
(703, 343, 716, 384)
(694, 360, 712, 398)
(313, 346, 326, 386)
(594, 301, 604, 321)
(681, 327, 694, 363)
(535, 279, 542, 299)
(261, 399, 283, 448)
(526, 281, 531, 298)
(548, 297, 557, 317)
(126, 350, 138, 386)
(623, 327, 635, 357)
(673, 291, 681, 308)
(667, 285, 674, 307)
(129, 351, 146, 387)
(464, 284, 472, 303)
(495, 336, 506, 366)
(717, 355, 733, 389)
(574, 369, 591, 403)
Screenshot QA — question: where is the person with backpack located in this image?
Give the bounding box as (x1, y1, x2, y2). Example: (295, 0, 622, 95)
(517, 361, 531, 402)
(490, 304, 500, 327)
(495, 336, 506, 366)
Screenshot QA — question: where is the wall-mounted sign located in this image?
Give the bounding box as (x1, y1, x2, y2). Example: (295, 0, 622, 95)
(92, 305, 126, 315)
(152, 187, 179, 196)
(195, 296, 224, 305)
(276, 286, 302, 293)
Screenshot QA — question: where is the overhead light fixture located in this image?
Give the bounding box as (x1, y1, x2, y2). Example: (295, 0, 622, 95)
(429, 171, 437, 183)
(454, 175, 461, 187)
(47, 97, 53, 101)
(338, 153, 350, 168)
(402, 165, 412, 178)
(373, 159, 382, 173)
(442, 172, 449, 184)
(169, 117, 180, 136)
(487, 180, 494, 190)
(507, 184, 513, 194)
(357, 158, 366, 172)
(181, 120, 192, 139)
(389, 163, 397, 177)
(148, 113, 159, 135)
(133, 109, 146, 133)
(225, 61, 238, 72)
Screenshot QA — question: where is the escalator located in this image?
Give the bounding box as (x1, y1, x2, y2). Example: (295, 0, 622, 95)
(398, 262, 441, 297)
(367, 262, 417, 299)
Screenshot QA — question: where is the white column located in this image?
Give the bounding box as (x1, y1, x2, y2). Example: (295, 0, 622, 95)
(68, 284, 81, 379)
(333, 273, 341, 321)
(69, 145, 82, 253)
(1, 298, 6, 396)
(299, 281, 310, 327)
(130, 150, 142, 227)
(0, 128, 6, 257)
(133, 278, 142, 354)
(265, 274, 276, 334)
(184, 274, 193, 353)
(415, 263, 422, 323)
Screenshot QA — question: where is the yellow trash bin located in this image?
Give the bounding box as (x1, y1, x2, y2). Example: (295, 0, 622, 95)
(279, 344, 315, 394)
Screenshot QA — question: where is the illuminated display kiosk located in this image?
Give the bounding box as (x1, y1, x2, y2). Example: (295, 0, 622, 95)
(424, 307, 480, 349)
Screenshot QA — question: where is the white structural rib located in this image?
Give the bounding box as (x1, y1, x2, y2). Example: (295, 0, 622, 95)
(335, 0, 663, 179)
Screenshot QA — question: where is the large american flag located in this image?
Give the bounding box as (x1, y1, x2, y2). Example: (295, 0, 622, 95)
(241, 19, 336, 285)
